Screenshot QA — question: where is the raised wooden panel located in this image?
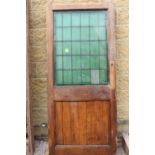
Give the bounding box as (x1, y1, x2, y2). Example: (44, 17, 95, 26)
(55, 145, 111, 155)
(55, 101, 110, 145)
(86, 101, 110, 144)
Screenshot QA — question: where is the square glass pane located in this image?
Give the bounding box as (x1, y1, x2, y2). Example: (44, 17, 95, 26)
(63, 13, 71, 26)
(81, 41, 89, 55)
(72, 42, 80, 55)
(81, 27, 89, 40)
(90, 12, 98, 26)
(63, 42, 71, 55)
(81, 70, 90, 84)
(64, 70, 72, 84)
(55, 42, 62, 55)
(72, 13, 80, 26)
(90, 27, 98, 40)
(72, 27, 80, 40)
(90, 56, 100, 69)
(90, 41, 99, 55)
(56, 56, 62, 69)
(55, 13, 62, 27)
(99, 27, 106, 40)
(63, 27, 71, 40)
(99, 69, 108, 84)
(72, 56, 81, 69)
(81, 12, 89, 26)
(63, 56, 71, 69)
(99, 41, 107, 55)
(91, 70, 99, 84)
(55, 28, 62, 41)
(100, 56, 108, 69)
(56, 70, 63, 84)
(81, 56, 90, 69)
(73, 70, 81, 84)
(99, 12, 106, 26)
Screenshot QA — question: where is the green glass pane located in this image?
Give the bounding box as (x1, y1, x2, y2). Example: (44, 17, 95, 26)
(73, 70, 81, 84)
(55, 13, 62, 27)
(63, 56, 71, 69)
(72, 13, 80, 26)
(64, 70, 72, 84)
(81, 56, 90, 69)
(55, 28, 62, 41)
(72, 56, 81, 69)
(81, 27, 89, 40)
(63, 13, 71, 26)
(99, 70, 108, 84)
(56, 70, 63, 84)
(72, 27, 80, 40)
(100, 56, 108, 69)
(99, 27, 106, 40)
(99, 41, 107, 55)
(90, 27, 98, 40)
(99, 12, 106, 26)
(81, 12, 89, 26)
(55, 42, 62, 55)
(90, 41, 99, 55)
(90, 56, 100, 69)
(82, 70, 90, 84)
(63, 27, 71, 40)
(90, 12, 98, 26)
(63, 42, 71, 55)
(56, 56, 62, 69)
(72, 42, 80, 55)
(81, 41, 89, 55)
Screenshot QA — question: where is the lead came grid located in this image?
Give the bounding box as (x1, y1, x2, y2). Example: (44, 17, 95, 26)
(54, 11, 109, 85)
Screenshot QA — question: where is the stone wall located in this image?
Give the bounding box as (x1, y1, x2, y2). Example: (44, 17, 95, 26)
(28, 0, 129, 137)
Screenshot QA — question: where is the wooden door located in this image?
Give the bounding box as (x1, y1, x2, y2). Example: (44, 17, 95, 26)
(47, 3, 116, 155)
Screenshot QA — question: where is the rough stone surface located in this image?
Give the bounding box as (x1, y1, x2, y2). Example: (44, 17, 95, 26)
(28, 0, 129, 136)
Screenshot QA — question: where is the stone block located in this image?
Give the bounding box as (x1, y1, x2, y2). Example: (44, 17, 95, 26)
(30, 0, 48, 11)
(31, 78, 47, 95)
(36, 62, 47, 78)
(29, 46, 47, 62)
(29, 29, 46, 46)
(29, 11, 46, 28)
(116, 25, 128, 40)
(111, 0, 128, 7)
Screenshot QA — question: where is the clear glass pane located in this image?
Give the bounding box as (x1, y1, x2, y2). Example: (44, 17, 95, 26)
(72, 42, 80, 55)
(100, 56, 108, 69)
(81, 27, 89, 40)
(64, 70, 72, 84)
(81, 41, 89, 55)
(72, 27, 80, 40)
(81, 70, 90, 84)
(72, 13, 80, 26)
(90, 12, 98, 26)
(81, 12, 89, 26)
(81, 56, 90, 69)
(99, 41, 107, 55)
(90, 27, 98, 40)
(63, 27, 71, 40)
(90, 41, 99, 55)
(72, 56, 81, 69)
(55, 13, 62, 27)
(63, 13, 71, 26)
(55, 28, 62, 41)
(63, 56, 71, 69)
(56, 56, 62, 69)
(90, 56, 100, 69)
(55, 42, 62, 55)
(99, 12, 106, 26)
(99, 27, 106, 40)
(99, 69, 108, 84)
(73, 70, 81, 84)
(63, 42, 71, 55)
(56, 70, 63, 84)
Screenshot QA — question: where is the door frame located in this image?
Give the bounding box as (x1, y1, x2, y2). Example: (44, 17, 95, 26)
(46, 2, 116, 154)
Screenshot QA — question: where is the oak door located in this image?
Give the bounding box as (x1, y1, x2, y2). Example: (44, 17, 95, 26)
(47, 3, 116, 155)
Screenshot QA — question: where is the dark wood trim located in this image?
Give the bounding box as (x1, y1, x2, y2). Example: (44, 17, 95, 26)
(54, 86, 111, 101)
(47, 2, 117, 154)
(26, 0, 34, 154)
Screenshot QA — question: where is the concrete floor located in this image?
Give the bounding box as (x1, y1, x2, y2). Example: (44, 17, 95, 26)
(32, 140, 126, 155)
